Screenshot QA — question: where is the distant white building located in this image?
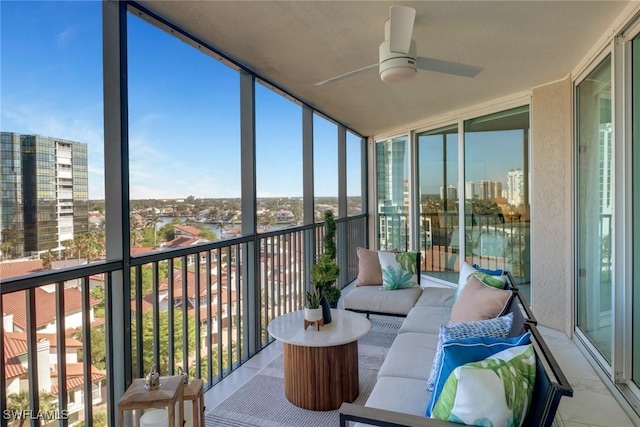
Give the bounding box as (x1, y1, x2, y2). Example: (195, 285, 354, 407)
(507, 169, 525, 206)
(465, 182, 475, 199)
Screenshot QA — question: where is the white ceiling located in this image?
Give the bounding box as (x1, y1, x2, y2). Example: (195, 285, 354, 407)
(136, 1, 628, 137)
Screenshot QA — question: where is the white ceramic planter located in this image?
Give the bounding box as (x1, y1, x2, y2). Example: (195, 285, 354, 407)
(304, 307, 323, 322)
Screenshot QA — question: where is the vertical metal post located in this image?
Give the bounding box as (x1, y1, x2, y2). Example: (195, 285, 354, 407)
(240, 70, 259, 356)
(361, 136, 369, 248)
(337, 125, 348, 286)
(81, 277, 94, 424)
(0, 289, 6, 427)
(25, 289, 39, 427)
(102, 2, 130, 423)
(303, 106, 316, 291)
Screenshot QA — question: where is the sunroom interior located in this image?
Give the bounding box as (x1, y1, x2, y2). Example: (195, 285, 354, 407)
(2, 0, 640, 426)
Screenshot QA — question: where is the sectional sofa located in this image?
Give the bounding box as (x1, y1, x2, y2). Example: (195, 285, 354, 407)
(340, 270, 573, 427)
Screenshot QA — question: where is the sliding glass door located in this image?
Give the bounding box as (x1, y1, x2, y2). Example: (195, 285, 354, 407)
(633, 34, 640, 387)
(416, 125, 459, 283)
(464, 107, 531, 301)
(576, 56, 613, 363)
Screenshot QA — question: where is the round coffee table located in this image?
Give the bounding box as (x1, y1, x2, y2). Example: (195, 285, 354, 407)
(267, 308, 371, 411)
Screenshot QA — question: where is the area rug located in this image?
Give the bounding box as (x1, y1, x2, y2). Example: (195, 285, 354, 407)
(205, 316, 402, 427)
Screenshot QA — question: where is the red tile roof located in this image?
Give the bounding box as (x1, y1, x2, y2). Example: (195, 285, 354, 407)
(3, 333, 27, 379)
(0, 260, 45, 280)
(130, 294, 154, 313)
(163, 236, 205, 248)
(174, 225, 202, 237)
(2, 287, 99, 330)
(31, 333, 83, 348)
(51, 363, 106, 393)
(131, 246, 157, 255)
(158, 269, 238, 303)
(4, 332, 105, 390)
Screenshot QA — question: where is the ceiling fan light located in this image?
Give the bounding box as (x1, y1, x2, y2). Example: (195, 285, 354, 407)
(379, 40, 417, 83)
(380, 65, 416, 83)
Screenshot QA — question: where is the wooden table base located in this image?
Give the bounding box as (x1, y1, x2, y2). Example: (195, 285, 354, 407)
(283, 341, 359, 411)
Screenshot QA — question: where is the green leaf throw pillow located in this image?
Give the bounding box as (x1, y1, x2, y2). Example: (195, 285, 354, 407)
(471, 271, 507, 290)
(378, 251, 418, 290)
(431, 344, 536, 427)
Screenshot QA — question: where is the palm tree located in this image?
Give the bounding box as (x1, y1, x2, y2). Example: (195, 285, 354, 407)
(41, 250, 58, 269)
(1, 240, 13, 260)
(6, 391, 58, 427)
(145, 213, 160, 247)
(130, 217, 143, 247)
(61, 239, 77, 260)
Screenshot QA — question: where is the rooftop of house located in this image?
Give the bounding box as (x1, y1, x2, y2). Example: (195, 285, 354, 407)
(2, 287, 99, 330)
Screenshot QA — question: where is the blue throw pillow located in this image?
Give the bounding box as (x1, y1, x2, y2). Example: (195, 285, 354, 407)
(425, 312, 514, 391)
(472, 263, 504, 276)
(425, 332, 531, 417)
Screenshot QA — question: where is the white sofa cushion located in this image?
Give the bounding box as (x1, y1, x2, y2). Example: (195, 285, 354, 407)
(364, 376, 432, 417)
(399, 306, 452, 335)
(414, 286, 456, 308)
(377, 332, 438, 381)
(342, 285, 423, 315)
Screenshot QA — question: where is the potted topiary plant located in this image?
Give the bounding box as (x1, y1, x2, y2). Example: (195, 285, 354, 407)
(322, 285, 342, 309)
(310, 210, 342, 318)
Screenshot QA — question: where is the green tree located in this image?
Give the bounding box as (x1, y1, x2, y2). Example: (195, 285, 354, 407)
(61, 239, 77, 260)
(77, 409, 107, 427)
(130, 263, 169, 297)
(197, 227, 218, 241)
(144, 213, 161, 247)
(6, 391, 58, 427)
(1, 228, 21, 260)
(90, 286, 105, 317)
(131, 309, 197, 376)
(75, 325, 107, 370)
(158, 219, 181, 242)
(41, 249, 59, 269)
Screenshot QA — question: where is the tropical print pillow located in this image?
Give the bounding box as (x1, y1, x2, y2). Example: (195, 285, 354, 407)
(431, 344, 536, 427)
(425, 332, 531, 417)
(426, 313, 514, 391)
(377, 251, 419, 290)
(471, 271, 507, 290)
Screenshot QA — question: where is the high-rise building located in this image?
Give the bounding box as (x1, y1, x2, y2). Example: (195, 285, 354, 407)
(376, 139, 408, 249)
(439, 185, 457, 201)
(465, 182, 475, 199)
(491, 181, 503, 199)
(507, 169, 525, 206)
(478, 180, 490, 200)
(0, 132, 88, 258)
(478, 180, 502, 200)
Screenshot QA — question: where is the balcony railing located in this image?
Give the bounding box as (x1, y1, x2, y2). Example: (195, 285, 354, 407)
(0, 215, 365, 426)
(378, 211, 530, 283)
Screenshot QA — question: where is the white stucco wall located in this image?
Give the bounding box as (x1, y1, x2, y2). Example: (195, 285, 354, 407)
(530, 76, 574, 336)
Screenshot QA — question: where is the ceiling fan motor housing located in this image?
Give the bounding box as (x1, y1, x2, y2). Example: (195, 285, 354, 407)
(379, 39, 417, 83)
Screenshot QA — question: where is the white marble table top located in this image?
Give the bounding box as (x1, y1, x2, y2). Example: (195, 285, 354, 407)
(267, 309, 371, 347)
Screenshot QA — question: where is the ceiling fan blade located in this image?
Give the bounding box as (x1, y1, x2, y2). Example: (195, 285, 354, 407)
(389, 5, 416, 54)
(416, 57, 483, 78)
(314, 63, 377, 86)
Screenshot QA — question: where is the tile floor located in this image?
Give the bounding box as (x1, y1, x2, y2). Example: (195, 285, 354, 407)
(539, 326, 636, 427)
(203, 301, 637, 427)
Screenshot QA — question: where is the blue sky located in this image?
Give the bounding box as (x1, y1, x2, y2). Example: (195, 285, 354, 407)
(1, 1, 354, 200)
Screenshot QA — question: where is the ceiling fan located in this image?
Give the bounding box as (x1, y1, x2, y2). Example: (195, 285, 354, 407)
(315, 5, 483, 86)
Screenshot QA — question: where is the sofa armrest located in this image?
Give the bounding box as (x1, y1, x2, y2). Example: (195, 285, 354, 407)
(339, 403, 459, 427)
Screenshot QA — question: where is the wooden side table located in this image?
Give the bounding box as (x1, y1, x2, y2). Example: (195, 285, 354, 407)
(183, 379, 205, 427)
(267, 309, 371, 410)
(118, 375, 185, 427)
